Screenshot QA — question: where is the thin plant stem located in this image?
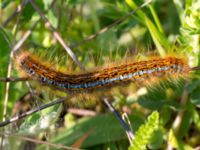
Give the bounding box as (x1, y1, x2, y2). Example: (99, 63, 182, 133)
(29, 0, 86, 71)
(103, 98, 134, 140)
(71, 0, 152, 48)
(0, 97, 68, 127)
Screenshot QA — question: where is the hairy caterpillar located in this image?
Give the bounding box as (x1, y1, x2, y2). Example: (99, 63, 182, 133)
(15, 51, 192, 93)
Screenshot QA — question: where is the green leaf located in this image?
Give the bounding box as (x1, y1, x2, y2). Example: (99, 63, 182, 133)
(129, 111, 159, 150)
(47, 10, 58, 28)
(190, 87, 200, 107)
(21, 0, 45, 22)
(125, 0, 169, 56)
(20, 3, 35, 22)
(37, 113, 144, 149)
(145, 17, 167, 56)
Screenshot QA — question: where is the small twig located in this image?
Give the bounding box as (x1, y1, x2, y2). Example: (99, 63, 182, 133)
(122, 113, 134, 143)
(29, 0, 86, 71)
(2, 0, 29, 27)
(2, 40, 13, 121)
(0, 133, 82, 150)
(194, 146, 200, 150)
(103, 98, 134, 140)
(0, 77, 29, 82)
(167, 83, 189, 149)
(25, 81, 43, 114)
(12, 0, 56, 53)
(0, 97, 68, 127)
(68, 108, 97, 116)
(1, 1, 28, 148)
(3, 7, 20, 27)
(71, 0, 152, 48)
(3, 0, 28, 122)
(12, 19, 40, 53)
(172, 83, 189, 133)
